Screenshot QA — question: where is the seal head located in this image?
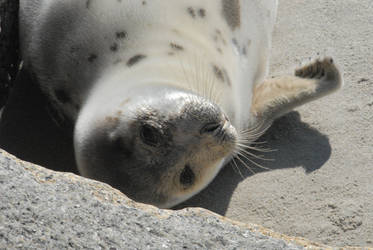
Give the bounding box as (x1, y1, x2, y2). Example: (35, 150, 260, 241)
(75, 85, 237, 208)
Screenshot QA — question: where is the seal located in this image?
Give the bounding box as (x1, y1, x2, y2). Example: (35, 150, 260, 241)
(19, 0, 342, 208)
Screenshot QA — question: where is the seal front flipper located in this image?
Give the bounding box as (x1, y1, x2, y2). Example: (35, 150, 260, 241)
(249, 57, 343, 129)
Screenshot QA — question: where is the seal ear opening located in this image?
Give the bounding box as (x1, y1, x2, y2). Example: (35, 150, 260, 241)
(110, 136, 133, 159)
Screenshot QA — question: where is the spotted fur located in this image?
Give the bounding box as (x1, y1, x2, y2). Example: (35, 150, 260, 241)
(20, 1, 345, 211)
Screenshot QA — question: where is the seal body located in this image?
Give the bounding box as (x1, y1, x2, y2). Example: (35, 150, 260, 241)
(20, 0, 342, 208)
(19, 0, 279, 207)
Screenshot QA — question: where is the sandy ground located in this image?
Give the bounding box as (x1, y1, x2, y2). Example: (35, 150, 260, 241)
(0, 0, 372, 247)
(179, 0, 373, 247)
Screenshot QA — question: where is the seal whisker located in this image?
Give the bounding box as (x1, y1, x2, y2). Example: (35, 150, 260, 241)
(177, 53, 194, 93)
(235, 150, 270, 171)
(236, 142, 275, 153)
(233, 153, 256, 175)
(239, 121, 270, 136)
(237, 147, 274, 161)
(183, 52, 221, 105)
(248, 140, 268, 145)
(229, 158, 244, 179)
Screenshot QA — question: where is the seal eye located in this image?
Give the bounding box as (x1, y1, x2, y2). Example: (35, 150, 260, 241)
(180, 164, 195, 187)
(140, 124, 162, 147)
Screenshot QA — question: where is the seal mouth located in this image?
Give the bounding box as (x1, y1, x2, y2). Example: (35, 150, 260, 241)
(179, 164, 195, 188)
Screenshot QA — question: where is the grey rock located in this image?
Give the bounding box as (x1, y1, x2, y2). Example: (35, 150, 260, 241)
(0, 149, 325, 249)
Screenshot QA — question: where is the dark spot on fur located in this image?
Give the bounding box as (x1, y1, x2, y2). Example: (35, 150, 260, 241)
(198, 9, 206, 18)
(86, 0, 92, 9)
(213, 65, 231, 86)
(88, 54, 98, 62)
(168, 52, 175, 56)
(213, 65, 225, 82)
(187, 7, 196, 18)
(213, 29, 227, 46)
(222, 0, 241, 30)
(116, 31, 127, 39)
(242, 40, 251, 55)
(127, 54, 146, 67)
(232, 38, 240, 52)
(142, 1, 146, 5)
(170, 43, 184, 51)
(242, 46, 247, 55)
(117, 0, 122, 3)
(55, 89, 71, 104)
(110, 43, 119, 52)
(232, 38, 239, 46)
(217, 48, 223, 54)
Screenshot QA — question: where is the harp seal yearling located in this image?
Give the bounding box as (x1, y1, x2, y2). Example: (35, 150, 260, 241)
(19, 0, 342, 208)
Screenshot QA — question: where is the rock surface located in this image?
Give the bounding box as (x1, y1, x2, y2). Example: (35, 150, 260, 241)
(0, 149, 326, 249)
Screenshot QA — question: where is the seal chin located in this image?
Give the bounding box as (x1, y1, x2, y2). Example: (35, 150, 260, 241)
(74, 85, 237, 207)
(158, 158, 227, 209)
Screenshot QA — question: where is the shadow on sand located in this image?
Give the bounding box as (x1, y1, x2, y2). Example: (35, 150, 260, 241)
(0, 69, 331, 215)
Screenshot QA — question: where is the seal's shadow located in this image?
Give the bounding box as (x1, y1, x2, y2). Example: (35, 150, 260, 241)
(0, 69, 78, 174)
(0, 69, 331, 215)
(175, 112, 332, 214)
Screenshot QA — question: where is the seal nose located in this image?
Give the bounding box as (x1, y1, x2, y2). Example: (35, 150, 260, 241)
(200, 122, 222, 134)
(200, 113, 230, 136)
(200, 120, 230, 141)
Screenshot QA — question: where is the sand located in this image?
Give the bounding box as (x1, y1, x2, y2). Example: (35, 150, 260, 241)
(179, 0, 373, 247)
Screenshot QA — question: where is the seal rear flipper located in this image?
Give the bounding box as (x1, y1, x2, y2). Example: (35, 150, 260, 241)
(249, 57, 343, 129)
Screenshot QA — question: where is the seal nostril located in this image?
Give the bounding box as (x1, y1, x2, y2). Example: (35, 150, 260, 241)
(200, 122, 222, 134)
(180, 164, 195, 187)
